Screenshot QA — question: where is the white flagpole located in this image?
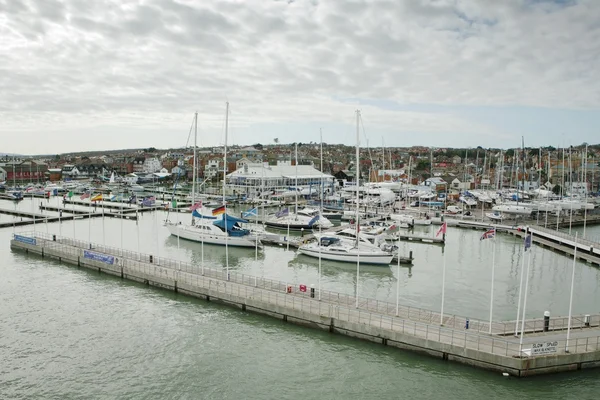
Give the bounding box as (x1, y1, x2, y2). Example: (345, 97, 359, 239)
(88, 198, 92, 247)
(396, 244, 400, 316)
(136, 209, 140, 260)
(519, 232, 533, 354)
(121, 198, 124, 254)
(565, 232, 578, 352)
(102, 197, 105, 246)
(355, 110, 361, 309)
(488, 226, 497, 334)
(440, 231, 447, 325)
(72, 196, 76, 240)
(514, 229, 528, 336)
(58, 196, 62, 236)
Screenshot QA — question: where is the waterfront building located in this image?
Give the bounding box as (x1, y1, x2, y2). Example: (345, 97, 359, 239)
(226, 160, 334, 194)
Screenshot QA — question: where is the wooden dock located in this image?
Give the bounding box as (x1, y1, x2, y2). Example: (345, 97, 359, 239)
(10, 231, 600, 377)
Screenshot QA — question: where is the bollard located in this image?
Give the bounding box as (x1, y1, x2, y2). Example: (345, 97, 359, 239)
(52, 235, 56, 242)
(544, 311, 550, 332)
(465, 318, 469, 330)
(310, 284, 315, 298)
(301, 228, 304, 238)
(149, 255, 153, 263)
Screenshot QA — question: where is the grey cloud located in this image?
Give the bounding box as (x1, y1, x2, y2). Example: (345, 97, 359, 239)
(1, 0, 599, 153)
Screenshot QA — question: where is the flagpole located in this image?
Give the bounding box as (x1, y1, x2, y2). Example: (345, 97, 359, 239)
(355, 110, 361, 309)
(72, 195, 76, 240)
(88, 197, 92, 248)
(102, 198, 105, 247)
(514, 228, 528, 336)
(440, 233, 447, 325)
(565, 232, 578, 353)
(136, 209, 140, 260)
(396, 244, 400, 316)
(488, 226, 497, 334)
(519, 232, 534, 355)
(121, 197, 124, 254)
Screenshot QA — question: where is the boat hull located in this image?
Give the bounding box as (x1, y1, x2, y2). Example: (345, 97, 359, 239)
(166, 224, 258, 247)
(298, 247, 393, 265)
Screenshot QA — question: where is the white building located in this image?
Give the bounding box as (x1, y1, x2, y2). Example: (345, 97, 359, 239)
(123, 173, 139, 184)
(226, 161, 334, 194)
(143, 157, 162, 173)
(61, 164, 80, 178)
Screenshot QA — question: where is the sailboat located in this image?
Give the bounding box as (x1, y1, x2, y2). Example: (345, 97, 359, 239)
(298, 111, 394, 266)
(264, 143, 333, 230)
(165, 107, 258, 248)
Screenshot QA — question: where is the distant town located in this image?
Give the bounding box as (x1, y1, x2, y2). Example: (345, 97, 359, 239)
(1, 142, 599, 194)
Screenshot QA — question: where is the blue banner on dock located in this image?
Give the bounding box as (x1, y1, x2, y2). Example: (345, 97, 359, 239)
(14, 235, 36, 245)
(83, 250, 115, 265)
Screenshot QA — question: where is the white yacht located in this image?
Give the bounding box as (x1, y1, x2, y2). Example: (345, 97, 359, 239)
(265, 207, 333, 230)
(167, 211, 259, 248)
(298, 229, 394, 265)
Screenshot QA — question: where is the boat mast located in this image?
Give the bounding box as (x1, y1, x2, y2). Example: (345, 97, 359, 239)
(191, 112, 198, 222)
(355, 110, 360, 249)
(295, 143, 298, 218)
(224, 102, 229, 277)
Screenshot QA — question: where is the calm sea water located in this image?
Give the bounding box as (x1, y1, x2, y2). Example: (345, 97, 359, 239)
(2, 197, 600, 399)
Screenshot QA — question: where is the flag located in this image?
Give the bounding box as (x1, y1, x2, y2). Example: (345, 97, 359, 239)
(212, 205, 226, 216)
(524, 234, 532, 251)
(242, 207, 258, 218)
(142, 196, 155, 207)
(189, 201, 202, 211)
(68, 191, 74, 198)
(299, 284, 307, 292)
(386, 224, 399, 234)
(480, 228, 495, 241)
(91, 194, 102, 202)
(275, 207, 289, 218)
(436, 222, 447, 238)
(80, 192, 90, 200)
(308, 214, 320, 226)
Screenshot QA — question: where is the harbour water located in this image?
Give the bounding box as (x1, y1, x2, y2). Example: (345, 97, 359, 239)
(3, 197, 600, 398)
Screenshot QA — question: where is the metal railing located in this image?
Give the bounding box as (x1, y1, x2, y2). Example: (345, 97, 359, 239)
(14, 231, 600, 357)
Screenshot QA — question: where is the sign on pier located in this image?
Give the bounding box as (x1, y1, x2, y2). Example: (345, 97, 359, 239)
(531, 341, 558, 355)
(14, 235, 36, 245)
(83, 250, 115, 265)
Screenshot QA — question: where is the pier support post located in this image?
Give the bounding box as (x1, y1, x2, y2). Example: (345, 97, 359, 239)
(174, 280, 178, 293)
(120, 267, 124, 279)
(329, 318, 334, 333)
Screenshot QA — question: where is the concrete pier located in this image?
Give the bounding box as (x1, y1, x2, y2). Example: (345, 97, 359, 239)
(10, 231, 600, 377)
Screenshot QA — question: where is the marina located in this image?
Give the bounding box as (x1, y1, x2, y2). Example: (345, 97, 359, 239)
(10, 225, 600, 377)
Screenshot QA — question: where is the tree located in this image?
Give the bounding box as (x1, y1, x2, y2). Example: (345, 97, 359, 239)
(253, 143, 263, 150)
(274, 138, 279, 144)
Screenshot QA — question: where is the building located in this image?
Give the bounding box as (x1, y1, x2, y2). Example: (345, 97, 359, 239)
(333, 170, 355, 186)
(61, 164, 80, 179)
(143, 157, 162, 173)
(132, 157, 145, 173)
(2, 160, 48, 183)
(226, 161, 334, 194)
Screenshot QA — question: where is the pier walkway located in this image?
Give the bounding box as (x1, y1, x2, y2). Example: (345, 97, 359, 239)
(10, 231, 600, 377)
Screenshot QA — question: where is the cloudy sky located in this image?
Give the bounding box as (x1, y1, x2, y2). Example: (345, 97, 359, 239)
(1, 0, 599, 155)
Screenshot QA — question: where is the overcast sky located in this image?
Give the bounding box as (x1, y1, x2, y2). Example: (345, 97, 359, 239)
(1, 0, 599, 155)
